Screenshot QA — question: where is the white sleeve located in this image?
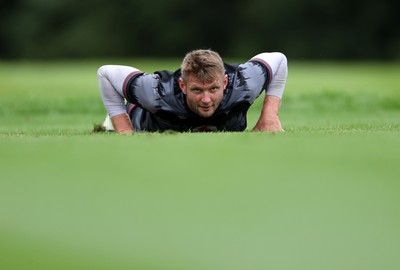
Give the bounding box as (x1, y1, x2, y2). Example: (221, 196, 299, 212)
(250, 52, 288, 99)
(97, 65, 140, 117)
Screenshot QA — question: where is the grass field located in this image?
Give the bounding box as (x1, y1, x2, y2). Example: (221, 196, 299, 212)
(1, 59, 400, 270)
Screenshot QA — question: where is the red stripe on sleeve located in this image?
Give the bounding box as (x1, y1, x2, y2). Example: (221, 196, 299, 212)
(123, 71, 143, 99)
(249, 58, 273, 86)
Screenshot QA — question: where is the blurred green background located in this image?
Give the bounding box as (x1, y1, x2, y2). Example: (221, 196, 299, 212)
(0, 0, 399, 60)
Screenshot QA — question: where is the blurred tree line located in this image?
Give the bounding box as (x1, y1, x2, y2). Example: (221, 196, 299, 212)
(0, 0, 398, 60)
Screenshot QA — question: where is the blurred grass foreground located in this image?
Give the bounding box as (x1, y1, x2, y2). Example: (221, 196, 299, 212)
(0, 59, 400, 270)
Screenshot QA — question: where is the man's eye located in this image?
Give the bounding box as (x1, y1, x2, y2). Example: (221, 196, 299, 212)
(210, 87, 219, 93)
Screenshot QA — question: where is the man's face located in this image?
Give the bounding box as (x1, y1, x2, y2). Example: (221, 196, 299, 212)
(179, 74, 228, 118)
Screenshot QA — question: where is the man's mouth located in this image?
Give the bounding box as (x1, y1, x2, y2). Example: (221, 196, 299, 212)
(200, 106, 212, 111)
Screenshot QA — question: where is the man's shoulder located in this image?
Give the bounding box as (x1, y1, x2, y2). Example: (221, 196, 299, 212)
(150, 68, 187, 114)
(152, 68, 181, 94)
(154, 68, 180, 82)
(224, 62, 240, 74)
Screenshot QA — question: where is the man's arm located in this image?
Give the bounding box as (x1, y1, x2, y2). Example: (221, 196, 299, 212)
(250, 52, 287, 132)
(97, 65, 139, 134)
(252, 95, 283, 132)
(110, 113, 134, 134)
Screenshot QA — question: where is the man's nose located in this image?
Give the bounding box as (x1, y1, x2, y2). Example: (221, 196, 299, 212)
(201, 92, 211, 103)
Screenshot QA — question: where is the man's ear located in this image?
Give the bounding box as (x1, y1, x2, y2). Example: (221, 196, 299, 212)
(178, 77, 186, 94)
(223, 74, 228, 90)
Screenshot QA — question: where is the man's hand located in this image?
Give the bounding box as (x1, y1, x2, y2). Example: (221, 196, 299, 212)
(111, 113, 134, 134)
(252, 95, 284, 132)
(252, 116, 283, 132)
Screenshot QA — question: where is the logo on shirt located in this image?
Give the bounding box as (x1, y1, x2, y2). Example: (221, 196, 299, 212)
(192, 125, 219, 132)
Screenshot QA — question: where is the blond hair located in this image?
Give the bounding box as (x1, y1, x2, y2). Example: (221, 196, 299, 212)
(181, 49, 225, 82)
